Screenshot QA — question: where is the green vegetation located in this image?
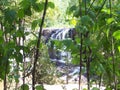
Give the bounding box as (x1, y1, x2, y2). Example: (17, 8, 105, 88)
(0, 0, 120, 90)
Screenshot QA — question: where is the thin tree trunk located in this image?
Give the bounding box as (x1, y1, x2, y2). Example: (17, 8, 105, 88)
(78, 0, 82, 89)
(32, 0, 48, 90)
(111, 38, 117, 90)
(4, 38, 9, 90)
(22, 19, 26, 90)
(4, 62, 8, 90)
(87, 46, 92, 90)
(79, 33, 83, 90)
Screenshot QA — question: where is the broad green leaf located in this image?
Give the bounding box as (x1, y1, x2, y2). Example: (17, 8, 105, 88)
(35, 85, 44, 90)
(32, 2, 44, 12)
(70, 5, 77, 11)
(48, 2, 55, 9)
(20, 0, 31, 9)
(73, 7, 80, 17)
(113, 30, 120, 40)
(101, 8, 110, 14)
(106, 18, 114, 24)
(32, 19, 41, 30)
(67, 5, 77, 15)
(5, 9, 16, 24)
(81, 15, 94, 26)
(20, 84, 29, 90)
(88, 11, 96, 19)
(32, 20, 38, 30)
(81, 15, 90, 25)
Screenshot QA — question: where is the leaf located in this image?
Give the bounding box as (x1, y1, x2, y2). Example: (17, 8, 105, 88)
(0, 30, 3, 37)
(24, 6, 32, 16)
(118, 46, 120, 52)
(73, 7, 80, 17)
(70, 19, 77, 26)
(62, 39, 73, 48)
(72, 57, 80, 65)
(4, 9, 16, 24)
(31, 19, 41, 30)
(17, 9, 24, 19)
(101, 8, 110, 14)
(106, 18, 114, 24)
(20, 84, 29, 90)
(48, 2, 55, 9)
(15, 30, 24, 37)
(35, 85, 44, 90)
(32, 20, 38, 30)
(20, 0, 30, 9)
(91, 87, 99, 90)
(113, 30, 120, 40)
(32, 2, 44, 12)
(0, 37, 4, 44)
(69, 5, 77, 14)
(81, 15, 90, 25)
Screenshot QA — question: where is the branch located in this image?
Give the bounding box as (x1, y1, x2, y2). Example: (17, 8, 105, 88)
(32, 0, 48, 90)
(96, 0, 107, 18)
(87, 0, 96, 14)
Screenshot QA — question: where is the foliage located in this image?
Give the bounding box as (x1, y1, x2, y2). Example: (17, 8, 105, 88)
(35, 43, 57, 84)
(65, 0, 120, 90)
(0, 0, 120, 90)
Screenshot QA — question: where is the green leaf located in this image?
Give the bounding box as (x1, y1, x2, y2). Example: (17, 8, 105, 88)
(101, 8, 110, 14)
(68, 5, 77, 15)
(118, 46, 120, 52)
(15, 30, 24, 37)
(31, 19, 41, 30)
(24, 6, 32, 16)
(0, 37, 4, 44)
(62, 39, 73, 49)
(81, 15, 90, 25)
(0, 30, 3, 37)
(81, 15, 94, 27)
(106, 18, 114, 24)
(5, 9, 16, 24)
(32, 2, 44, 12)
(72, 57, 80, 65)
(35, 85, 44, 90)
(32, 20, 38, 30)
(91, 87, 99, 90)
(113, 30, 120, 40)
(20, 0, 31, 9)
(20, 84, 29, 90)
(17, 9, 24, 18)
(48, 2, 55, 9)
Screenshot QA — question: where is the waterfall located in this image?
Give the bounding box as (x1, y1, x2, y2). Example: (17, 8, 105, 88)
(50, 28, 70, 40)
(46, 28, 80, 83)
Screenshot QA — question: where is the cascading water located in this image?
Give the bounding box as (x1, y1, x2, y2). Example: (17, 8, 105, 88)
(46, 28, 81, 83)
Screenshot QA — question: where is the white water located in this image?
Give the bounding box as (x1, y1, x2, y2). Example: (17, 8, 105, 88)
(49, 28, 81, 83)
